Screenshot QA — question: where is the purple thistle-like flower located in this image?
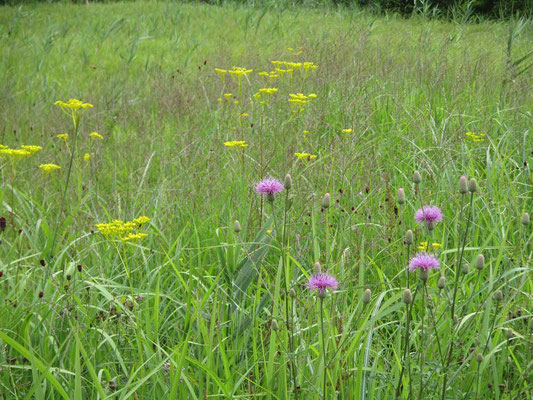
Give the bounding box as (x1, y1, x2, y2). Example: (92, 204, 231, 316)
(306, 273, 339, 297)
(256, 178, 284, 201)
(415, 205, 443, 229)
(408, 252, 440, 272)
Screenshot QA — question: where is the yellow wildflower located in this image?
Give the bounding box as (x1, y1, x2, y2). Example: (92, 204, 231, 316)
(0, 145, 8, 150)
(56, 134, 68, 141)
(96, 220, 135, 238)
(266, 229, 272, 234)
(83, 153, 91, 162)
(0, 149, 31, 158)
(342, 129, 353, 134)
(224, 93, 233, 100)
(214, 68, 227, 81)
(418, 242, 442, 251)
(295, 152, 317, 161)
(21, 145, 42, 154)
(224, 140, 248, 148)
(90, 132, 103, 140)
(121, 233, 148, 242)
(239, 113, 248, 118)
(259, 88, 278, 95)
(133, 216, 151, 226)
(54, 99, 93, 111)
(39, 163, 61, 174)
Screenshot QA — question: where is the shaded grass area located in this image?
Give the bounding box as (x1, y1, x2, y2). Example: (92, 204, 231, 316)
(0, 2, 532, 398)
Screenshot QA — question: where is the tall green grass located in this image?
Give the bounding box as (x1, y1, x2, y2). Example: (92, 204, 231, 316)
(0, 1, 531, 398)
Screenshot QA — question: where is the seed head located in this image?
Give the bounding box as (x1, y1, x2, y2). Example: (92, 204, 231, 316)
(233, 220, 241, 233)
(289, 288, 296, 298)
(362, 288, 372, 304)
(475, 254, 485, 271)
(402, 288, 412, 304)
(521, 213, 530, 226)
(397, 188, 406, 205)
(413, 170, 422, 184)
(459, 176, 468, 194)
(468, 178, 477, 193)
(476, 353, 483, 363)
(494, 290, 503, 301)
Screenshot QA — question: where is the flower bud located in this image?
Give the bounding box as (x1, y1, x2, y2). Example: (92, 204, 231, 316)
(437, 276, 446, 289)
(397, 188, 406, 205)
(267, 193, 275, 202)
(402, 288, 412, 304)
(476, 353, 483, 363)
(289, 288, 296, 298)
(468, 178, 477, 193)
(413, 170, 422, 184)
(362, 288, 372, 304)
(522, 213, 530, 226)
(462, 264, 469, 274)
(233, 220, 241, 233)
(505, 329, 513, 340)
(475, 254, 485, 271)
(459, 176, 468, 194)
(313, 261, 322, 275)
(77, 264, 82, 272)
(405, 230, 414, 245)
(284, 174, 292, 190)
(271, 319, 279, 331)
(494, 290, 503, 301)
(322, 193, 331, 209)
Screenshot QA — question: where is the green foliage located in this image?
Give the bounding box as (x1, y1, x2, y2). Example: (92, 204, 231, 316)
(0, 1, 531, 398)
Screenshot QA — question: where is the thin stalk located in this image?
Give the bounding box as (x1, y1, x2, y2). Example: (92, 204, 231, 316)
(319, 296, 327, 399)
(417, 284, 426, 400)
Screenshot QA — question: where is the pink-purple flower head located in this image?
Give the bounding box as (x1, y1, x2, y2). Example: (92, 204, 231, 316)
(256, 178, 284, 201)
(415, 205, 443, 230)
(306, 273, 339, 298)
(408, 252, 440, 272)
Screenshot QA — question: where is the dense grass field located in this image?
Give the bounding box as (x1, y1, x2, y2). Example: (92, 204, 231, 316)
(0, 1, 532, 399)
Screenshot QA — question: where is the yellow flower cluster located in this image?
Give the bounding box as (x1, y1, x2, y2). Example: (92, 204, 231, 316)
(96, 216, 151, 241)
(259, 88, 278, 95)
(295, 152, 317, 161)
(289, 93, 317, 112)
(258, 71, 279, 81)
(418, 242, 443, 251)
(342, 128, 353, 134)
(54, 99, 93, 112)
(271, 61, 318, 72)
(224, 140, 248, 148)
(57, 134, 68, 141)
(39, 163, 61, 174)
(228, 66, 253, 77)
(21, 145, 42, 154)
(466, 131, 486, 142)
(90, 132, 103, 140)
(83, 153, 91, 162)
(0, 148, 31, 158)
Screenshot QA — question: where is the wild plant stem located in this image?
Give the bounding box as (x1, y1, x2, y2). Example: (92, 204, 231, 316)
(417, 285, 426, 400)
(319, 296, 327, 399)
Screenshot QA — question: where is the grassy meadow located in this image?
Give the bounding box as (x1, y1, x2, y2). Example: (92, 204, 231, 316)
(0, 1, 532, 398)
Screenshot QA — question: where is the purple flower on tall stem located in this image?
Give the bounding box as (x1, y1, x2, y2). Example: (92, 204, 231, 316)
(256, 178, 284, 201)
(306, 273, 339, 297)
(408, 252, 440, 272)
(415, 205, 443, 230)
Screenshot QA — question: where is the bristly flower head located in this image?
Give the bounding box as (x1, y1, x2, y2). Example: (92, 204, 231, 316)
(256, 178, 284, 201)
(306, 273, 339, 298)
(408, 252, 440, 272)
(415, 205, 443, 230)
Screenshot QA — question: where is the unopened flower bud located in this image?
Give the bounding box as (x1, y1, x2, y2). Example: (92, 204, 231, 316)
(267, 193, 275, 202)
(402, 288, 412, 304)
(521, 213, 530, 226)
(271, 319, 279, 331)
(233, 220, 241, 233)
(289, 288, 296, 298)
(405, 230, 414, 245)
(476, 353, 484, 363)
(413, 170, 422, 184)
(459, 176, 468, 194)
(284, 174, 292, 190)
(468, 178, 477, 193)
(362, 288, 372, 304)
(462, 264, 469, 274)
(397, 188, 406, 205)
(322, 193, 331, 209)
(475, 254, 485, 271)
(437, 276, 446, 289)
(505, 329, 513, 340)
(494, 290, 503, 301)
(313, 261, 322, 275)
